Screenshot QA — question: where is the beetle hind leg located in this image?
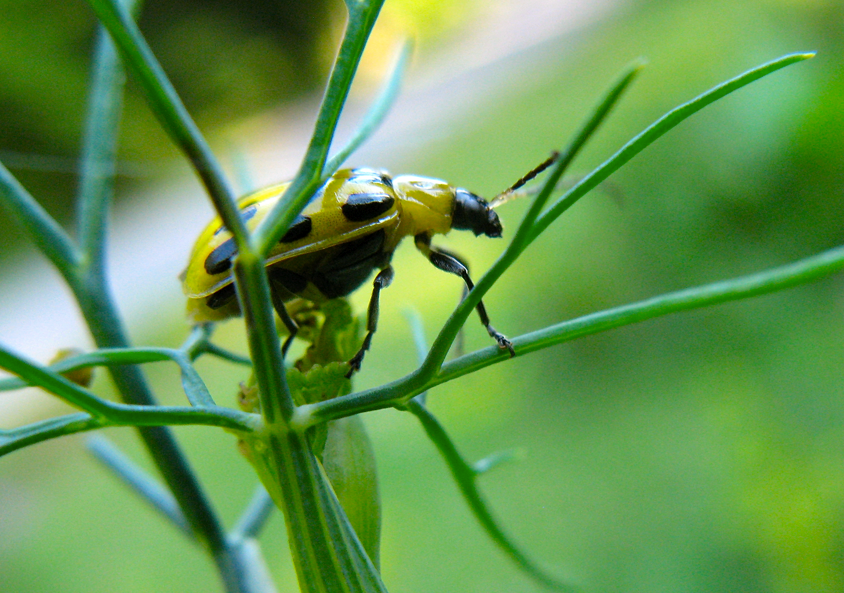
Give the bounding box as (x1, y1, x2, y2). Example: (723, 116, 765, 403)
(414, 234, 515, 357)
(346, 265, 394, 378)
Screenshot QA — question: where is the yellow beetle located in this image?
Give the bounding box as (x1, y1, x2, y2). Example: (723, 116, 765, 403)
(182, 156, 557, 376)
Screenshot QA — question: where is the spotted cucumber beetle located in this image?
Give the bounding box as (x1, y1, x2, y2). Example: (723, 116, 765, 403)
(181, 154, 558, 376)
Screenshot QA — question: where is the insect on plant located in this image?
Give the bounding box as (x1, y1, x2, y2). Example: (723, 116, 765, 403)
(0, 0, 828, 589)
(181, 154, 559, 376)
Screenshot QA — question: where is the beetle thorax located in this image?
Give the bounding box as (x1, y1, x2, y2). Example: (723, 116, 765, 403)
(391, 175, 456, 238)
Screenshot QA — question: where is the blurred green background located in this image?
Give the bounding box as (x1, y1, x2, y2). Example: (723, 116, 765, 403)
(2, 0, 844, 592)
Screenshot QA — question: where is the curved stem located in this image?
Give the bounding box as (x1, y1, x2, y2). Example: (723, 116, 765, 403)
(296, 242, 844, 426)
(86, 0, 244, 244)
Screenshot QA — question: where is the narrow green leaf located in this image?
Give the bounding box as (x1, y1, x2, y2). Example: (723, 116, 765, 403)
(87, 434, 193, 537)
(85, 0, 244, 245)
(326, 38, 414, 174)
(529, 52, 815, 243)
(0, 161, 80, 278)
(0, 413, 101, 457)
(253, 0, 386, 256)
(77, 0, 139, 271)
(242, 429, 387, 593)
(297, 242, 844, 426)
(401, 314, 569, 590)
(232, 486, 275, 540)
(406, 400, 571, 590)
(509, 58, 645, 253)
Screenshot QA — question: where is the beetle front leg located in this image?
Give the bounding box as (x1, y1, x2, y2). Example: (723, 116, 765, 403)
(414, 234, 515, 357)
(347, 265, 395, 378)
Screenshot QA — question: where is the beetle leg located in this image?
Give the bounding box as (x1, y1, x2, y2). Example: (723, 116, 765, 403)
(346, 265, 394, 378)
(268, 278, 299, 359)
(414, 233, 515, 357)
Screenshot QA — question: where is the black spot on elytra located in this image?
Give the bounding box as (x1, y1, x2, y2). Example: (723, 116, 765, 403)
(204, 238, 237, 275)
(341, 193, 394, 222)
(279, 215, 312, 243)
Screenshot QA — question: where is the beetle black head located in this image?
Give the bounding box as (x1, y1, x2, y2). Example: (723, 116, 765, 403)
(452, 189, 503, 237)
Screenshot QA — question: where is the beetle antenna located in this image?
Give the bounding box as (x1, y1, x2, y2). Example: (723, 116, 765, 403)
(489, 151, 560, 209)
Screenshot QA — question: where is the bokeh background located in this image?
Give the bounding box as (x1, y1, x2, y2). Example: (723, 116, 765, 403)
(2, 0, 844, 591)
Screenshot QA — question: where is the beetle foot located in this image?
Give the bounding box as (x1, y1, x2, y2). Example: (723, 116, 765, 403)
(490, 329, 515, 357)
(345, 353, 364, 379)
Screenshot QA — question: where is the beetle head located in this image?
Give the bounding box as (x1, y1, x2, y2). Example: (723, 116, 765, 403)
(452, 189, 503, 238)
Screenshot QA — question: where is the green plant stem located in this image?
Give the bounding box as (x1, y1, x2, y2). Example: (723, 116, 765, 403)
(296, 241, 844, 426)
(233, 254, 292, 426)
(0, 345, 255, 430)
(0, 161, 80, 278)
(1, 16, 244, 580)
(421, 52, 814, 379)
(401, 311, 567, 589)
(0, 413, 101, 456)
(85, 0, 244, 245)
(404, 399, 569, 590)
(0, 346, 215, 406)
(253, 0, 386, 255)
(87, 434, 193, 537)
(232, 486, 276, 539)
(236, 0, 385, 470)
(76, 0, 136, 271)
(325, 39, 413, 174)
(201, 343, 253, 366)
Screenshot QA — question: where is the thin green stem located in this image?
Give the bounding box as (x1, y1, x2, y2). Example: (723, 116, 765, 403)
(401, 314, 569, 590)
(76, 0, 135, 272)
(421, 52, 815, 379)
(0, 345, 256, 430)
(85, 0, 244, 245)
(240, 0, 386, 433)
(296, 242, 844, 426)
(232, 486, 276, 540)
(201, 343, 253, 367)
(0, 346, 215, 407)
(405, 399, 570, 590)
(253, 0, 386, 255)
(87, 435, 193, 537)
(0, 161, 80, 279)
(234, 254, 292, 427)
(0, 413, 102, 457)
(325, 39, 414, 174)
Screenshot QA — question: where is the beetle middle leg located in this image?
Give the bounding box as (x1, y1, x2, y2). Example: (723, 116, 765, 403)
(346, 265, 394, 378)
(414, 233, 515, 357)
(268, 268, 306, 358)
